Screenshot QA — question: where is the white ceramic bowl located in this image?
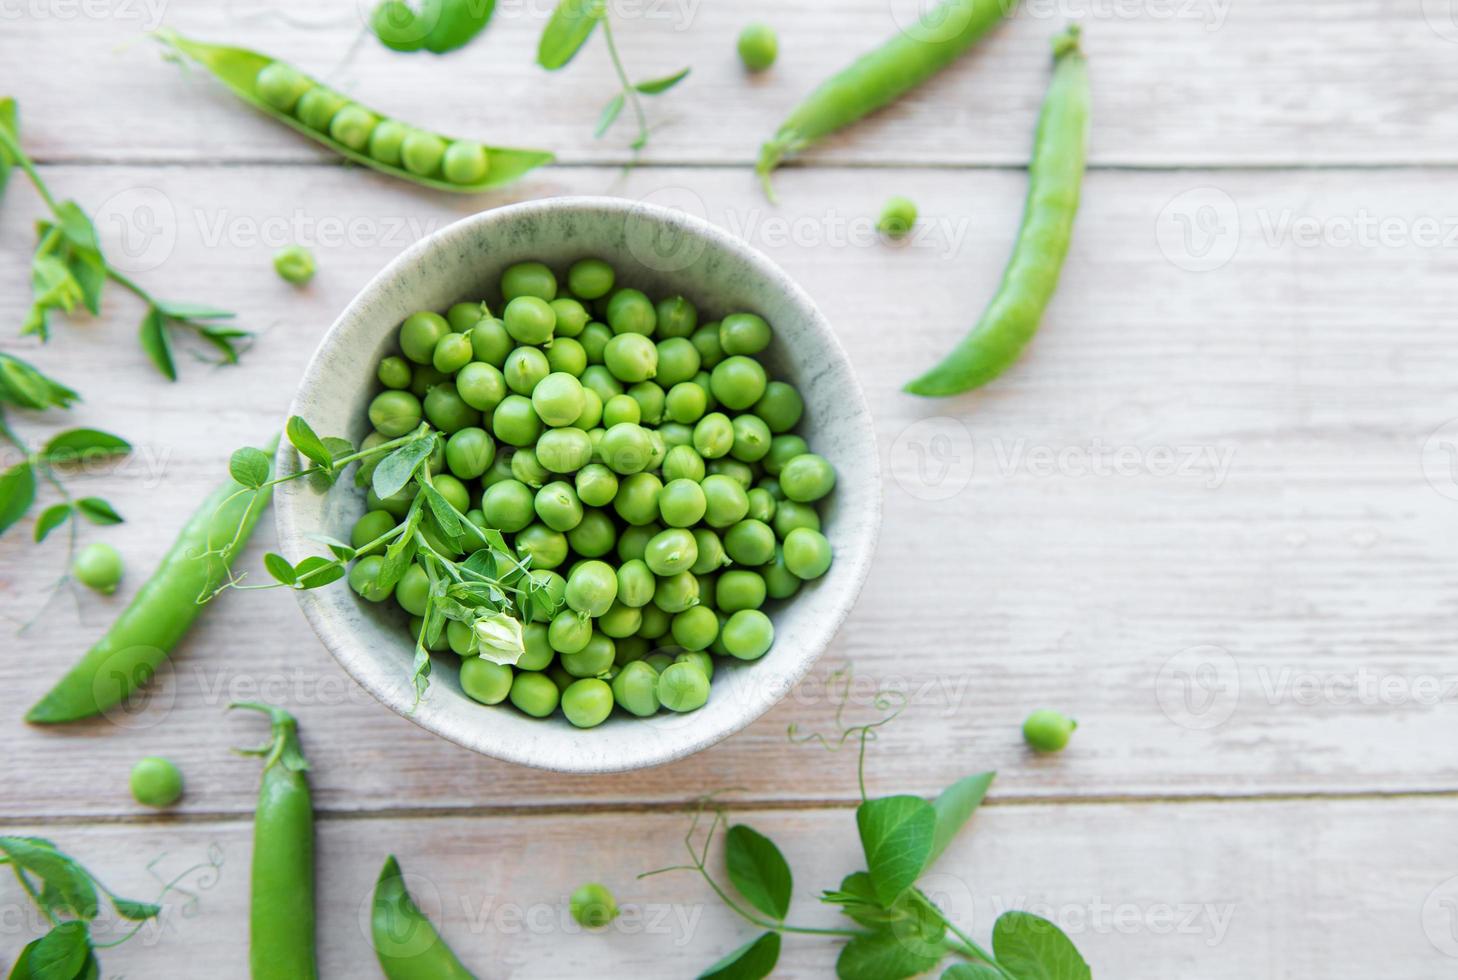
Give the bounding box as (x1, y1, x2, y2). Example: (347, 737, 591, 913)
(275, 196, 880, 773)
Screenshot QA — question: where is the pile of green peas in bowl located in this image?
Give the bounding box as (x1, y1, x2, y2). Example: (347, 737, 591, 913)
(349, 258, 838, 728)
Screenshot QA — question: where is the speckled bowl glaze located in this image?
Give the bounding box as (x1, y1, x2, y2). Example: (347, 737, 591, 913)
(275, 196, 880, 773)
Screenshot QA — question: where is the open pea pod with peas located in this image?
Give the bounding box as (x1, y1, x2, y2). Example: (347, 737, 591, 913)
(154, 30, 553, 194)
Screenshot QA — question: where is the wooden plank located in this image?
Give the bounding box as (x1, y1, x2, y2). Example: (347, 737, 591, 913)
(1, 163, 1456, 818)
(3, 796, 1456, 978)
(3, 1, 1457, 168)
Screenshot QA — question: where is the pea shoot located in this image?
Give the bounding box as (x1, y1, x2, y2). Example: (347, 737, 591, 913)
(0, 99, 249, 379)
(536, 0, 690, 150)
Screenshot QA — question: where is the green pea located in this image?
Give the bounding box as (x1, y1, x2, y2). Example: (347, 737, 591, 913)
(255, 62, 311, 112)
(534, 481, 584, 533)
(701, 474, 750, 528)
(628, 381, 666, 425)
(783, 527, 833, 579)
(448, 301, 489, 332)
(773, 499, 821, 538)
(432, 331, 473, 374)
(520, 623, 555, 671)
(401, 130, 447, 175)
(604, 333, 658, 384)
(644, 652, 675, 674)
(460, 659, 513, 705)
(501, 261, 558, 302)
(655, 295, 698, 338)
(615, 558, 656, 608)
(671, 605, 719, 652)
(690, 322, 725, 368)
(719, 313, 772, 356)
(469, 318, 514, 366)
(296, 87, 347, 131)
(537, 428, 594, 474)
(546, 336, 588, 377)
(658, 479, 708, 528)
(509, 671, 560, 718)
(659, 421, 695, 450)
(368, 119, 409, 166)
(129, 756, 183, 808)
(409, 364, 445, 400)
(746, 487, 776, 524)
(613, 472, 662, 526)
(547, 298, 588, 337)
(400, 311, 449, 364)
(504, 295, 557, 346)
(612, 660, 660, 717)
(561, 631, 615, 677)
(449, 621, 478, 657)
(516, 523, 568, 570)
(653, 570, 700, 614)
(717, 569, 767, 612)
(530, 372, 586, 428)
(737, 23, 778, 71)
(724, 519, 776, 566)
(657, 661, 709, 712)
(603, 393, 641, 428)
(574, 463, 620, 508)
(754, 381, 804, 434)
(665, 381, 708, 424)
(329, 104, 378, 151)
(581, 365, 624, 405)
(456, 362, 508, 413)
(72, 541, 123, 594)
(368, 390, 423, 437)
(273, 244, 315, 286)
(1022, 709, 1077, 752)
(424, 383, 480, 433)
(659, 445, 703, 484)
(729, 414, 772, 462)
(369, 483, 416, 519)
(600, 423, 654, 475)
(878, 195, 919, 238)
(707, 458, 754, 489)
(561, 678, 614, 728)
(763, 546, 801, 600)
(780, 453, 837, 502)
(549, 608, 593, 654)
(690, 529, 729, 575)
(653, 337, 702, 388)
(574, 387, 604, 429)
(598, 601, 642, 639)
(377, 355, 412, 390)
(568, 258, 615, 300)
(764, 434, 809, 475)
(692, 412, 734, 459)
(441, 428, 492, 480)
(721, 609, 774, 661)
(637, 603, 671, 640)
(350, 510, 396, 556)
(346, 558, 388, 602)
(580, 322, 613, 364)
(527, 568, 568, 618)
(394, 563, 430, 617)
(616, 522, 660, 563)
(607, 288, 656, 335)
(509, 448, 548, 489)
(710, 356, 768, 410)
(442, 140, 489, 184)
(567, 508, 617, 557)
(643, 528, 699, 576)
(492, 395, 542, 447)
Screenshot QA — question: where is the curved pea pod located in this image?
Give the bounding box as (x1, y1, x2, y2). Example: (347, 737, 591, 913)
(373, 855, 478, 979)
(756, 0, 1014, 198)
(234, 702, 317, 980)
(26, 439, 276, 724)
(904, 26, 1089, 397)
(372, 0, 497, 55)
(154, 30, 553, 193)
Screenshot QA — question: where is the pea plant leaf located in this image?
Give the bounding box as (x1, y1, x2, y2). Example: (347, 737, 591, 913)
(154, 301, 236, 321)
(856, 795, 937, 906)
(537, 0, 605, 69)
(835, 928, 945, 980)
(230, 446, 272, 489)
(138, 306, 177, 381)
(991, 911, 1091, 980)
(43, 428, 131, 463)
(75, 497, 123, 525)
(0, 97, 17, 203)
(724, 825, 793, 920)
(0, 352, 80, 410)
(0, 836, 100, 920)
(0, 461, 37, 536)
(927, 771, 995, 867)
(594, 94, 624, 139)
(12, 920, 92, 980)
(293, 555, 346, 590)
(372, 436, 435, 500)
(697, 931, 781, 980)
(263, 552, 298, 586)
(109, 896, 162, 921)
(943, 965, 1004, 979)
(53, 200, 100, 253)
(635, 66, 690, 94)
(286, 416, 333, 470)
(33, 503, 71, 542)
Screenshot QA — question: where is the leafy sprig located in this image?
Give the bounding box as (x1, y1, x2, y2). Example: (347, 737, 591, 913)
(641, 676, 1092, 980)
(212, 417, 558, 703)
(0, 411, 128, 556)
(537, 0, 689, 150)
(0, 97, 249, 379)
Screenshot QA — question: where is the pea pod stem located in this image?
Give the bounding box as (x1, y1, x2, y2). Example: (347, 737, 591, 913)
(232, 702, 317, 980)
(904, 25, 1089, 397)
(756, 0, 1017, 199)
(25, 437, 279, 724)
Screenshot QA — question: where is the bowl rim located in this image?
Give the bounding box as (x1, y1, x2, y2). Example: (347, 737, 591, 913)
(275, 195, 882, 773)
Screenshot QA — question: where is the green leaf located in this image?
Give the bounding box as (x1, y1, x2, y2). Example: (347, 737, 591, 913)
(33, 503, 70, 543)
(594, 93, 624, 138)
(635, 66, 690, 94)
(53, 201, 100, 252)
(75, 497, 123, 525)
(11, 921, 91, 980)
(154, 301, 235, 320)
(536, 0, 604, 69)
(0, 353, 79, 411)
(138, 306, 177, 381)
(835, 929, 944, 980)
(0, 97, 17, 203)
(306, 532, 356, 562)
(230, 447, 272, 489)
(856, 795, 937, 906)
(286, 416, 332, 470)
(109, 896, 162, 921)
(0, 461, 37, 536)
(293, 555, 345, 590)
(63, 247, 106, 317)
(992, 912, 1091, 980)
(0, 837, 99, 919)
(43, 428, 131, 463)
(927, 772, 995, 868)
(423, 483, 465, 539)
(263, 552, 298, 586)
(724, 825, 793, 920)
(943, 966, 1003, 980)
(372, 437, 435, 500)
(697, 931, 780, 980)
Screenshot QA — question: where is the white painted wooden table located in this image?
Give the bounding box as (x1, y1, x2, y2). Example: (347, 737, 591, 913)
(4, 1, 1458, 976)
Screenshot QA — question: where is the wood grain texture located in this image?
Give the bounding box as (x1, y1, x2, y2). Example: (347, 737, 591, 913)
(2, 1, 1457, 168)
(1, 163, 1455, 819)
(3, 797, 1456, 978)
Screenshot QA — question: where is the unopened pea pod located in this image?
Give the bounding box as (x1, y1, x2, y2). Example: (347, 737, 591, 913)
(756, 0, 1015, 198)
(905, 26, 1089, 397)
(155, 30, 553, 193)
(373, 855, 478, 979)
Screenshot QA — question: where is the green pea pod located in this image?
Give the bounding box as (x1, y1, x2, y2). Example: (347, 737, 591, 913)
(372, 855, 477, 979)
(26, 439, 277, 724)
(154, 30, 552, 194)
(756, 0, 1016, 197)
(373, 0, 497, 54)
(234, 702, 317, 980)
(904, 26, 1089, 397)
